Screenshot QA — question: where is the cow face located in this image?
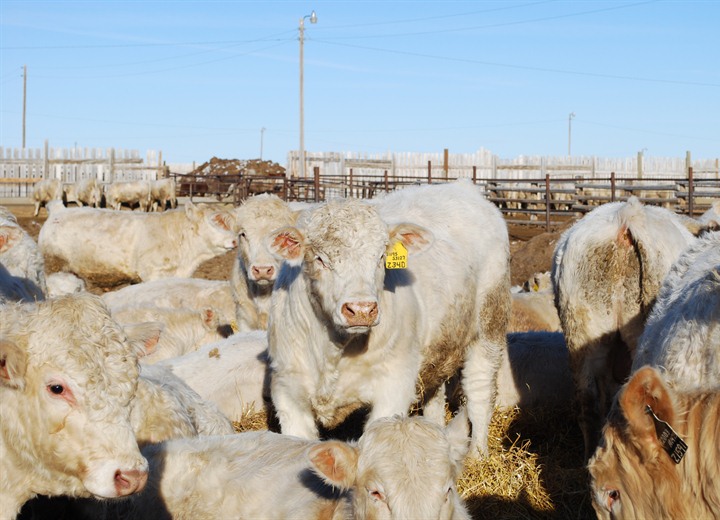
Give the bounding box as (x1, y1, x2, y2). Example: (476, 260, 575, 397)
(234, 195, 297, 287)
(0, 294, 148, 500)
(309, 410, 471, 520)
(187, 202, 238, 253)
(270, 199, 431, 334)
(589, 366, 685, 520)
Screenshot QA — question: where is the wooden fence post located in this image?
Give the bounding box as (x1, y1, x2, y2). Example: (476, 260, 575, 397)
(472, 165, 477, 184)
(384, 170, 389, 192)
(610, 172, 616, 202)
(427, 161, 432, 184)
(545, 173, 551, 232)
(314, 166, 320, 203)
(43, 140, 49, 179)
(349, 168, 353, 198)
(443, 148, 449, 179)
(687, 166, 694, 217)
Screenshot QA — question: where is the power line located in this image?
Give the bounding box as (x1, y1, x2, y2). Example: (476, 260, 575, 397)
(313, 39, 720, 88)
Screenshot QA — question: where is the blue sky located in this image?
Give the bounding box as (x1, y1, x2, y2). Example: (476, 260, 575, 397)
(1, 0, 718, 166)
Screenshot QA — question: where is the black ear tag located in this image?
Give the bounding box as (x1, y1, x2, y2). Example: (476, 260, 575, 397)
(645, 405, 688, 464)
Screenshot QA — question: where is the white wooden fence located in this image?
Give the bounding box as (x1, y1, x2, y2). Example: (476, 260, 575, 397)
(0, 141, 165, 197)
(287, 149, 720, 180)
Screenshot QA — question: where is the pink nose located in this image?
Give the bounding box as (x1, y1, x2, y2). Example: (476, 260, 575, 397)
(341, 301, 378, 327)
(114, 468, 148, 496)
(252, 265, 275, 281)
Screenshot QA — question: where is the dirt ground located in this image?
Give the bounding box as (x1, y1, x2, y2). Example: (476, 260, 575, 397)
(5, 202, 571, 293)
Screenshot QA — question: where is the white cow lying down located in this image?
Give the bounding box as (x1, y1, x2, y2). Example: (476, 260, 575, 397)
(158, 330, 270, 422)
(0, 293, 148, 519)
(38, 201, 238, 285)
(101, 277, 236, 326)
(68, 412, 471, 520)
(632, 230, 720, 391)
(268, 180, 510, 456)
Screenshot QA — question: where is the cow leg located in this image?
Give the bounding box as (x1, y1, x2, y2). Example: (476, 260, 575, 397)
(462, 336, 505, 457)
(422, 385, 447, 426)
(270, 377, 319, 440)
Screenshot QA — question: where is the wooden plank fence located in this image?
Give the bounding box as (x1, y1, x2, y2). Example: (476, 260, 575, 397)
(0, 141, 165, 198)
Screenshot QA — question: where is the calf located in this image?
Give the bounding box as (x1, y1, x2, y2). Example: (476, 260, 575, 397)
(589, 366, 720, 519)
(552, 197, 697, 458)
(64, 178, 102, 208)
(38, 202, 237, 285)
(0, 293, 148, 519)
(32, 178, 63, 216)
(268, 180, 510, 456)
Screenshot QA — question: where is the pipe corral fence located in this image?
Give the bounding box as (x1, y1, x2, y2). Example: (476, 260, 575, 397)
(168, 165, 719, 231)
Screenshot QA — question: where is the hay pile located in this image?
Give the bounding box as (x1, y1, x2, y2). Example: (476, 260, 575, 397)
(234, 403, 595, 519)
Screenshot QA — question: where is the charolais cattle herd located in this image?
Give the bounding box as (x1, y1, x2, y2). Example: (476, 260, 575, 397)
(1, 179, 718, 519)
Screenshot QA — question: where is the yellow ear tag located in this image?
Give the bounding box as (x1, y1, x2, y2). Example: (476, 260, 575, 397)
(386, 241, 408, 269)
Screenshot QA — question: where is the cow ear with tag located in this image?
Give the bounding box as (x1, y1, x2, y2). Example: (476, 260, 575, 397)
(0, 339, 27, 390)
(268, 226, 305, 266)
(388, 223, 433, 256)
(619, 366, 677, 461)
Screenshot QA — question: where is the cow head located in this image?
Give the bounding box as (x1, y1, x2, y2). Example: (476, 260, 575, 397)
(588, 366, 686, 520)
(308, 409, 471, 519)
(269, 199, 431, 334)
(187, 202, 238, 253)
(234, 194, 297, 287)
(0, 294, 148, 507)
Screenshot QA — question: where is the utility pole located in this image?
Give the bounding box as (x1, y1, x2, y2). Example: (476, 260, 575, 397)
(568, 112, 575, 156)
(22, 65, 27, 149)
(298, 10, 317, 178)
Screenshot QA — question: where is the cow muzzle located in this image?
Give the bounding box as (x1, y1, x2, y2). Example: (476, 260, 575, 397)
(250, 264, 275, 284)
(341, 301, 379, 328)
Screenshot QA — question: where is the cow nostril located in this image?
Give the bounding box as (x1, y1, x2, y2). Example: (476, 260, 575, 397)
(115, 468, 148, 496)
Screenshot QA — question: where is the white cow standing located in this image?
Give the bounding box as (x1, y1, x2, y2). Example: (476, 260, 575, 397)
(38, 201, 238, 285)
(551, 197, 698, 458)
(268, 180, 510, 456)
(230, 193, 302, 331)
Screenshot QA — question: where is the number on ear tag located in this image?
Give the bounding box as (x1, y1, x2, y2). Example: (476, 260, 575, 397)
(386, 242, 408, 269)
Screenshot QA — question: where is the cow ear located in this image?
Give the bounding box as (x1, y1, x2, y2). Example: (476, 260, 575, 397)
(123, 322, 164, 357)
(210, 212, 234, 232)
(268, 226, 305, 266)
(0, 339, 27, 390)
(201, 308, 219, 329)
(619, 366, 676, 458)
(446, 407, 471, 471)
(0, 226, 21, 254)
(308, 441, 358, 490)
(388, 223, 433, 255)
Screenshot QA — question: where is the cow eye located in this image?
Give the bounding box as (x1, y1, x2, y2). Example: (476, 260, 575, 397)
(315, 256, 328, 269)
(48, 384, 64, 395)
(368, 489, 385, 502)
(605, 488, 620, 511)
(238, 232, 246, 240)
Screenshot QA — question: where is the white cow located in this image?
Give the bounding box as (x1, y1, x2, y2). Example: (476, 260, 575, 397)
(105, 180, 153, 212)
(64, 178, 102, 208)
(509, 291, 561, 333)
(150, 177, 177, 212)
(552, 197, 698, 458)
(45, 272, 86, 298)
(71, 411, 471, 520)
(268, 180, 510, 456)
(0, 293, 148, 519)
(32, 178, 63, 216)
(159, 331, 271, 421)
(110, 305, 226, 363)
(230, 193, 301, 331)
(0, 207, 47, 297)
(133, 363, 234, 443)
(38, 202, 238, 285)
(632, 230, 720, 390)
